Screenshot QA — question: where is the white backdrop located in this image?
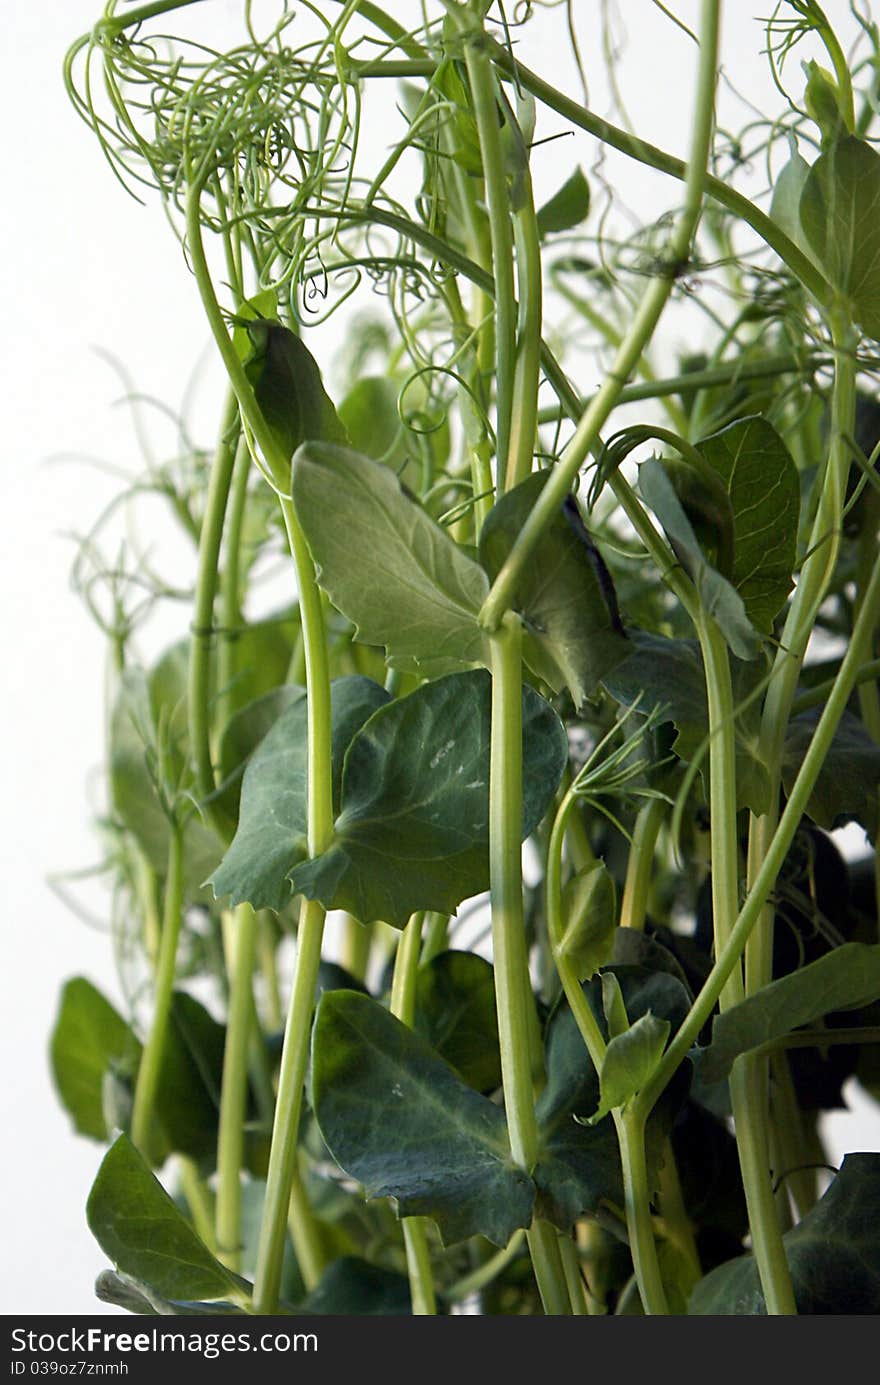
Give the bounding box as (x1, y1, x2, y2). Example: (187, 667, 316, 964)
(2, 0, 877, 1315)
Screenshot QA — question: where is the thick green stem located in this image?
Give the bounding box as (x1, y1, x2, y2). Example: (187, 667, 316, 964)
(479, 0, 723, 631)
(489, 613, 569, 1315)
(130, 825, 184, 1154)
(390, 913, 436, 1316)
(177, 1158, 216, 1251)
(620, 798, 667, 933)
(215, 903, 258, 1272)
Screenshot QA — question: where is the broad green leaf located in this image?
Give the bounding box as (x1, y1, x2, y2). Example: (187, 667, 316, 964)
(589, 1013, 671, 1124)
(694, 942, 880, 1084)
(337, 377, 408, 467)
(311, 990, 535, 1246)
(414, 951, 501, 1092)
(210, 677, 389, 911)
(537, 167, 590, 237)
(557, 863, 617, 979)
(479, 472, 628, 706)
(292, 443, 488, 672)
(783, 709, 880, 836)
(241, 320, 348, 462)
(697, 417, 799, 632)
(298, 1257, 412, 1315)
(603, 630, 771, 814)
(289, 671, 568, 927)
(50, 979, 139, 1141)
(690, 1154, 880, 1313)
(88, 1136, 245, 1304)
(638, 459, 762, 659)
(799, 135, 880, 338)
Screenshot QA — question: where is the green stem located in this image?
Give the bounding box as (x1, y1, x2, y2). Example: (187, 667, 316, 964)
(459, 30, 517, 484)
(252, 899, 326, 1312)
(420, 911, 450, 964)
(390, 913, 437, 1316)
(479, 0, 723, 631)
(215, 903, 258, 1272)
(637, 542, 880, 1117)
(728, 1059, 796, 1313)
(288, 1163, 325, 1293)
(217, 433, 253, 724)
(130, 824, 184, 1154)
(618, 1109, 669, 1315)
(507, 164, 543, 491)
(489, 612, 570, 1315)
(189, 391, 241, 842)
(186, 182, 335, 1313)
(487, 38, 831, 305)
(657, 1144, 701, 1287)
(695, 616, 745, 1011)
(620, 798, 667, 933)
(558, 1235, 588, 1314)
(177, 1157, 216, 1252)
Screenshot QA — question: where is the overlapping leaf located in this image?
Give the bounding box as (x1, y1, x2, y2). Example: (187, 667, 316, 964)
(479, 471, 628, 706)
(289, 670, 568, 927)
(311, 990, 535, 1246)
(292, 443, 488, 672)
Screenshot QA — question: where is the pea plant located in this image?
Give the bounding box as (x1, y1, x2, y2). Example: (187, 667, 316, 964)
(52, 0, 880, 1316)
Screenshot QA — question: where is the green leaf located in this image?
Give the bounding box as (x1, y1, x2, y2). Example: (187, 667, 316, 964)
(216, 685, 302, 822)
(590, 1013, 671, 1124)
(337, 377, 408, 467)
(799, 135, 880, 338)
(210, 676, 389, 911)
(534, 965, 691, 1228)
(533, 997, 623, 1228)
(109, 670, 222, 898)
(695, 942, 880, 1084)
(94, 1271, 246, 1317)
(602, 630, 771, 814)
(557, 863, 617, 979)
(298, 1257, 412, 1315)
(154, 992, 226, 1170)
(292, 443, 488, 672)
(536, 167, 590, 237)
(783, 709, 880, 836)
(289, 670, 568, 927)
(638, 459, 762, 659)
(87, 1136, 245, 1304)
(690, 1154, 880, 1313)
(697, 417, 800, 632)
(479, 471, 629, 706)
(50, 979, 140, 1141)
(311, 990, 535, 1246)
(769, 144, 814, 256)
(414, 951, 501, 1092)
(241, 320, 348, 462)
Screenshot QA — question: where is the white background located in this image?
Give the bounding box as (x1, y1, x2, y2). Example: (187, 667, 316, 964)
(2, 0, 878, 1315)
